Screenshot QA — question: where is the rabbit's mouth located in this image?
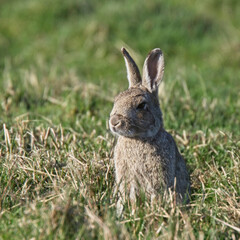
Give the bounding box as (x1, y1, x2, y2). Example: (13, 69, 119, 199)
(109, 114, 160, 138)
(109, 115, 133, 137)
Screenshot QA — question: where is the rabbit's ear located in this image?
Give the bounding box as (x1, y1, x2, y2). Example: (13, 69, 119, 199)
(121, 47, 141, 88)
(142, 48, 164, 94)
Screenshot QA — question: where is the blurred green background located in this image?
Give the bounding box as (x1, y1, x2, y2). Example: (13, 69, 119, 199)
(0, 0, 239, 134)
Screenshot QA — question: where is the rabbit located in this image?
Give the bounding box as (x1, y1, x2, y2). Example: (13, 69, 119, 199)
(109, 47, 190, 215)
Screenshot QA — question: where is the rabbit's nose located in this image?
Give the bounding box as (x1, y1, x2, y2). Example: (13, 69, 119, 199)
(110, 115, 122, 127)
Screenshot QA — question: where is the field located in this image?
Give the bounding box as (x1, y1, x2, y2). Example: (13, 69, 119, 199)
(0, 0, 239, 239)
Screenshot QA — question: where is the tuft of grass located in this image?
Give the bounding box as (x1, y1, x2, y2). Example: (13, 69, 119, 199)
(0, 0, 240, 239)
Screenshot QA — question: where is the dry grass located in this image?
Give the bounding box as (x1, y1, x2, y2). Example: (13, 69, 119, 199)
(0, 105, 239, 239)
(1, 0, 240, 238)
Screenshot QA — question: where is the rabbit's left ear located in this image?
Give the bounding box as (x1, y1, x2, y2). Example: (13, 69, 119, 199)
(142, 48, 164, 95)
(121, 47, 142, 88)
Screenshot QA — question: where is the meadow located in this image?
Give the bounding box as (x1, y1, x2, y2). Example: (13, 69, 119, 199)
(0, 0, 239, 239)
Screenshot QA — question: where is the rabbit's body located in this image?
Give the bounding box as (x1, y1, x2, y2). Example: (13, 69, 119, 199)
(115, 130, 190, 202)
(109, 48, 190, 214)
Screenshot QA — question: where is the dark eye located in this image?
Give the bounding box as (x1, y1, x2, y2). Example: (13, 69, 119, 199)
(136, 102, 148, 111)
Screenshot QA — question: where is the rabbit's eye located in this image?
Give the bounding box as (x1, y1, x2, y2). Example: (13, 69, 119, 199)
(136, 102, 148, 111)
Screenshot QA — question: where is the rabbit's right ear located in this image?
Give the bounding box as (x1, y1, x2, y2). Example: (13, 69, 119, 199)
(121, 47, 141, 88)
(142, 48, 164, 95)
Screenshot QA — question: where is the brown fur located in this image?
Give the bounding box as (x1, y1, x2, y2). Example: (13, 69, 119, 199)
(109, 48, 190, 215)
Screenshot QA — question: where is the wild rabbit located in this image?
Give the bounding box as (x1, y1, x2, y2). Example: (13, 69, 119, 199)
(109, 47, 190, 215)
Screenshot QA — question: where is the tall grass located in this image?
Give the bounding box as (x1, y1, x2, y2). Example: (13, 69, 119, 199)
(0, 0, 239, 239)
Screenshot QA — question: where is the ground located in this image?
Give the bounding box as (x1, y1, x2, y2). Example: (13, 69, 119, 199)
(0, 0, 239, 239)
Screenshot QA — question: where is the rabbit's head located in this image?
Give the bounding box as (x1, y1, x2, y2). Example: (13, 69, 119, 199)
(109, 48, 164, 139)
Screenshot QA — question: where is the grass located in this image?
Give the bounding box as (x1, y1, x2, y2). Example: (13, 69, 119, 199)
(0, 0, 239, 239)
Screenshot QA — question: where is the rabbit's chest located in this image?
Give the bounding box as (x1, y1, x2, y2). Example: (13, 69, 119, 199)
(114, 137, 166, 190)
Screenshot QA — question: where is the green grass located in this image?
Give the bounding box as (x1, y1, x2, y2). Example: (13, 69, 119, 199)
(0, 0, 239, 239)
